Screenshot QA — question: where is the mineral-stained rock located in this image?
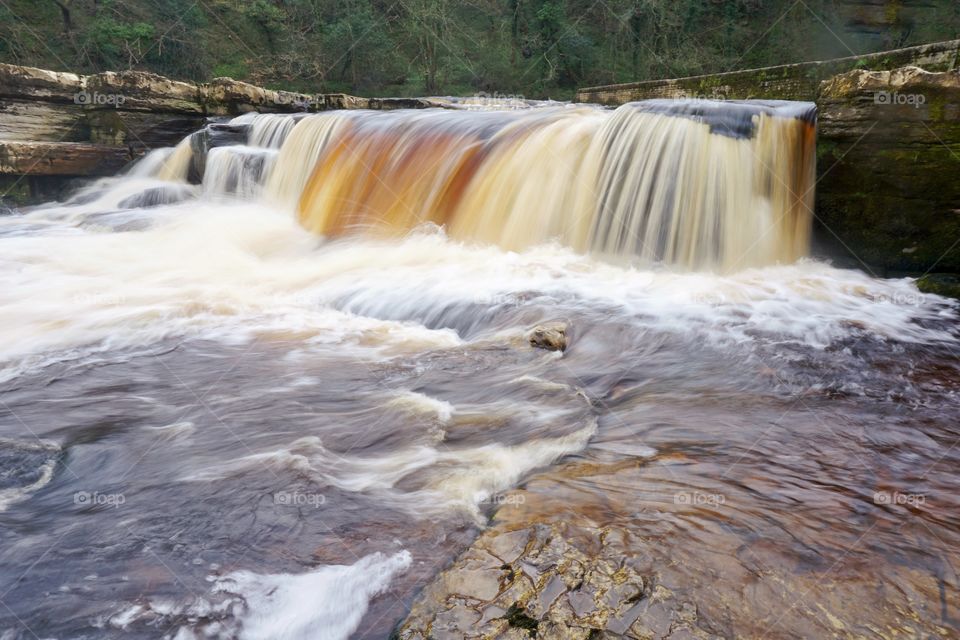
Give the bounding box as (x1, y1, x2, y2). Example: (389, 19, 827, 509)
(815, 65, 960, 273)
(528, 323, 569, 352)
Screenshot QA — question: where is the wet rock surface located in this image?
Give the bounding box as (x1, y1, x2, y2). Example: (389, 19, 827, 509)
(917, 273, 960, 299)
(394, 414, 960, 640)
(528, 323, 569, 352)
(394, 520, 713, 640)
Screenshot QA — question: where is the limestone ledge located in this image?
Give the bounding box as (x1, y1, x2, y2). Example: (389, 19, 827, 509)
(0, 62, 443, 178)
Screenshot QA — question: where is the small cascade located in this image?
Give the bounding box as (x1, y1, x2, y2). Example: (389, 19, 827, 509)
(247, 114, 301, 149)
(202, 146, 277, 198)
(588, 101, 816, 269)
(129, 148, 174, 177)
(156, 138, 193, 182)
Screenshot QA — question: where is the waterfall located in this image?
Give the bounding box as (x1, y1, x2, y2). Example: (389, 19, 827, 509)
(135, 100, 817, 271)
(263, 114, 352, 210)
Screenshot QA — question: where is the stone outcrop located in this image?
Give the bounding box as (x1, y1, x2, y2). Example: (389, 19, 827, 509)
(0, 62, 443, 200)
(816, 65, 960, 273)
(0, 141, 133, 175)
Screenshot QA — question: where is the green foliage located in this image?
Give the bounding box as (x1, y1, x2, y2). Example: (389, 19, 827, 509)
(83, 17, 155, 68)
(212, 62, 248, 80)
(0, 0, 958, 97)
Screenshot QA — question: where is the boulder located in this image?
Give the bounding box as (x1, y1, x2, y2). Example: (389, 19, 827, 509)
(84, 70, 203, 113)
(528, 323, 569, 352)
(0, 63, 83, 103)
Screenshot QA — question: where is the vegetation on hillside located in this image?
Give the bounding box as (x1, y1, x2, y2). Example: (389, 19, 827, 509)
(1, 0, 958, 98)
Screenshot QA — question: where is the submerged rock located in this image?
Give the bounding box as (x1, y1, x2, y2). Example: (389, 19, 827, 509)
(528, 323, 568, 352)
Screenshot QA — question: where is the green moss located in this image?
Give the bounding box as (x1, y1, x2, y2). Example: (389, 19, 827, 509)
(504, 603, 539, 635)
(86, 110, 127, 145)
(884, 1, 903, 26)
(926, 92, 949, 122)
(0, 176, 31, 207)
(916, 274, 960, 299)
(816, 139, 840, 160)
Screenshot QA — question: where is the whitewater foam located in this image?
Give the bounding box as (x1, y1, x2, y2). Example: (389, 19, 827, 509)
(106, 551, 412, 640)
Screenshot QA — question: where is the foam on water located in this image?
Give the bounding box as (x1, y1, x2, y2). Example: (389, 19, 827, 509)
(211, 551, 412, 640)
(385, 391, 455, 424)
(106, 551, 412, 640)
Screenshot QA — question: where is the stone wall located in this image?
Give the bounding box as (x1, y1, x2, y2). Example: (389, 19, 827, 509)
(575, 39, 960, 105)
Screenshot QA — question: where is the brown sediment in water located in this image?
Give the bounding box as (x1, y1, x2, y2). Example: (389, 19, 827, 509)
(289, 102, 816, 271)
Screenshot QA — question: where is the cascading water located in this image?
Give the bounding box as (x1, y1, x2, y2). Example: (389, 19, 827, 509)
(1, 98, 957, 640)
(140, 99, 816, 271)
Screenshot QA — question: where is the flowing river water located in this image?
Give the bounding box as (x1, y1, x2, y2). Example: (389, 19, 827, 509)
(0, 101, 957, 639)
